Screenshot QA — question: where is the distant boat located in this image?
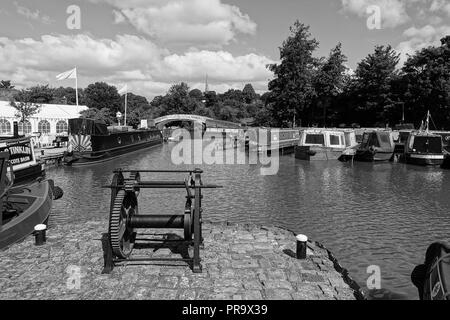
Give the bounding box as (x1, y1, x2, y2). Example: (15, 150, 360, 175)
(295, 128, 358, 161)
(0, 136, 45, 186)
(0, 151, 61, 250)
(404, 111, 445, 166)
(63, 118, 163, 166)
(354, 130, 395, 162)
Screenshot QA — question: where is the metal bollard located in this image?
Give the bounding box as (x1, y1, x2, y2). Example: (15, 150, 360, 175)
(34, 224, 47, 246)
(296, 234, 308, 259)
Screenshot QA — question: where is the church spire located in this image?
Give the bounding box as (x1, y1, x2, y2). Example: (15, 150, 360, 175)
(204, 74, 209, 93)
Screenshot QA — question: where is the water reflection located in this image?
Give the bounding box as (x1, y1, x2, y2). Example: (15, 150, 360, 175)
(46, 143, 450, 299)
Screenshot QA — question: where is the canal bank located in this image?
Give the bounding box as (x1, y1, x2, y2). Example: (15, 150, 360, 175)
(0, 220, 362, 300)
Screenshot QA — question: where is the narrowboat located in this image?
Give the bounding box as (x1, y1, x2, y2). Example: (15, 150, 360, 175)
(63, 118, 163, 166)
(403, 112, 445, 166)
(354, 130, 395, 162)
(404, 131, 444, 166)
(246, 128, 300, 154)
(0, 136, 45, 186)
(295, 129, 358, 161)
(1, 151, 62, 250)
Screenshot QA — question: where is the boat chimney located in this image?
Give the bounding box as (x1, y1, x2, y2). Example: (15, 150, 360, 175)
(13, 121, 19, 138)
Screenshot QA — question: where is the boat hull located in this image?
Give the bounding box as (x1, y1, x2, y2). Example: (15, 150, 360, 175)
(295, 146, 343, 161)
(354, 149, 393, 162)
(65, 139, 162, 166)
(0, 180, 53, 250)
(405, 154, 444, 166)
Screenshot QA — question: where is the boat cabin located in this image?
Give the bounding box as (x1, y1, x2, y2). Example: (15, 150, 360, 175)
(406, 133, 443, 155)
(300, 129, 347, 149)
(359, 131, 395, 151)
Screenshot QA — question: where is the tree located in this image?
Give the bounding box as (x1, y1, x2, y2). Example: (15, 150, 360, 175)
(401, 36, 450, 129)
(267, 21, 319, 127)
(242, 84, 257, 104)
(189, 89, 204, 101)
(0, 80, 14, 89)
(84, 82, 121, 113)
(26, 84, 54, 103)
(351, 45, 400, 126)
(123, 93, 152, 128)
(313, 43, 348, 126)
(10, 89, 42, 123)
(79, 107, 115, 125)
(52, 86, 79, 105)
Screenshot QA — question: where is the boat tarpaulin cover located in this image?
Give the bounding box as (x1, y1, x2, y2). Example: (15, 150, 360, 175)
(413, 136, 443, 154)
(69, 118, 108, 136)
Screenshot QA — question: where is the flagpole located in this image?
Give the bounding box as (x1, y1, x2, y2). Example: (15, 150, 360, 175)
(75, 66, 79, 107)
(124, 89, 127, 126)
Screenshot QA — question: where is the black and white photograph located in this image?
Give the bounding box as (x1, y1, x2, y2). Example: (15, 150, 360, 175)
(0, 0, 450, 307)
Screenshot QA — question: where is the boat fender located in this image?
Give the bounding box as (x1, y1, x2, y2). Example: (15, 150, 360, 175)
(369, 146, 377, 154)
(52, 186, 64, 200)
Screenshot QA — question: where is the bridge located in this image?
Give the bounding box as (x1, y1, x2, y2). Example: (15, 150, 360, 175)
(153, 114, 243, 130)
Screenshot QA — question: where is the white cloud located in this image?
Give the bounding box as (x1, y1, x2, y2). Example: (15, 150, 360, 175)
(90, 0, 256, 46)
(396, 24, 450, 65)
(0, 34, 273, 99)
(13, 1, 53, 25)
(430, 0, 450, 17)
(341, 0, 410, 28)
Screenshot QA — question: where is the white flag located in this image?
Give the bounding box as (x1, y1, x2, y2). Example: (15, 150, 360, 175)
(118, 84, 127, 95)
(56, 67, 77, 80)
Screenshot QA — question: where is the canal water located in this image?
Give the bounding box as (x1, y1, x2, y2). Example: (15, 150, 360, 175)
(46, 143, 450, 299)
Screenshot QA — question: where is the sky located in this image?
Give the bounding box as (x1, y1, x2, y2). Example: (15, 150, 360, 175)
(0, 0, 449, 100)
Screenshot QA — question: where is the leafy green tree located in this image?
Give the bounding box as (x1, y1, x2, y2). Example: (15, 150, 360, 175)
(188, 89, 204, 101)
(0, 80, 14, 89)
(313, 43, 348, 127)
(242, 84, 257, 104)
(52, 86, 79, 105)
(26, 84, 54, 103)
(84, 82, 121, 113)
(10, 89, 42, 123)
(79, 107, 115, 125)
(267, 21, 319, 127)
(351, 45, 400, 126)
(204, 91, 218, 109)
(401, 36, 450, 129)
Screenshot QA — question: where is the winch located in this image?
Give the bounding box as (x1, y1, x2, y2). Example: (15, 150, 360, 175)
(101, 168, 221, 273)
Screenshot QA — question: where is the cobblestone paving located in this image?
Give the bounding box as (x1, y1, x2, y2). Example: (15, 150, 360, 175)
(0, 220, 357, 300)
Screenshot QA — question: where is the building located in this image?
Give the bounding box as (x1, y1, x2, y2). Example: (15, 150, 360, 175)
(0, 100, 88, 145)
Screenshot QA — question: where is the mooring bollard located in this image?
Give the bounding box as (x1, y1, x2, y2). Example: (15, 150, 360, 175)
(296, 234, 308, 259)
(34, 224, 47, 246)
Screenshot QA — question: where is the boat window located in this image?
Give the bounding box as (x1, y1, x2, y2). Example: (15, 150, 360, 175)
(361, 133, 370, 147)
(329, 135, 340, 146)
(378, 133, 391, 148)
(305, 134, 324, 145)
(413, 137, 442, 153)
(369, 133, 380, 147)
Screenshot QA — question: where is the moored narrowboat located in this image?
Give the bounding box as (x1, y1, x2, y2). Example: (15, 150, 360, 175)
(63, 118, 163, 166)
(404, 131, 444, 166)
(1, 151, 62, 250)
(0, 136, 45, 186)
(354, 130, 395, 162)
(295, 129, 357, 161)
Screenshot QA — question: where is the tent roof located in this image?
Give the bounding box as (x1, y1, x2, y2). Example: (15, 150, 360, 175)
(0, 100, 88, 119)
